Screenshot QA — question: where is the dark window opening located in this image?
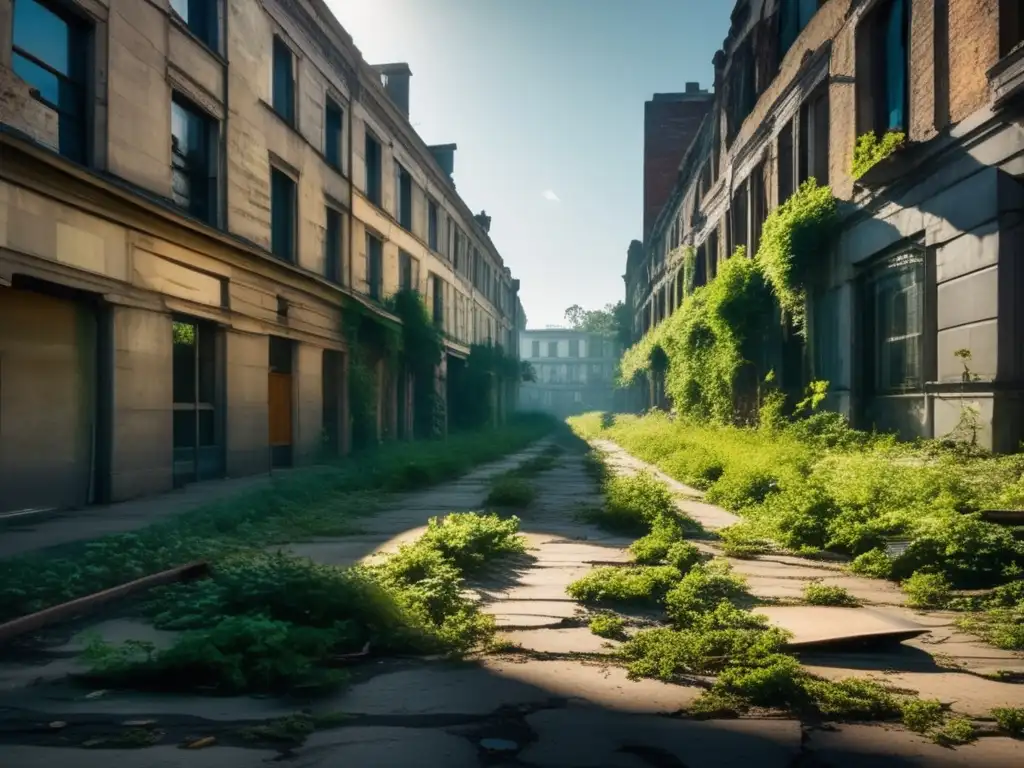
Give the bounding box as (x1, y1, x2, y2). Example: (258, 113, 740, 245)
(365, 132, 382, 206)
(857, 0, 909, 136)
(432, 274, 444, 326)
(172, 318, 223, 485)
(12, 0, 89, 163)
(272, 36, 294, 125)
(547, 341, 558, 358)
(778, 119, 795, 204)
(325, 206, 342, 283)
(1001, 0, 1024, 57)
(569, 339, 580, 358)
(779, 0, 820, 59)
(751, 163, 767, 257)
(170, 0, 218, 50)
(531, 340, 540, 357)
(428, 199, 439, 250)
(276, 296, 288, 319)
(171, 95, 217, 224)
(366, 233, 383, 300)
(799, 86, 830, 185)
(726, 40, 757, 144)
(731, 180, 749, 254)
(270, 167, 296, 262)
(396, 163, 412, 229)
(325, 98, 343, 170)
(400, 250, 416, 291)
(865, 249, 925, 394)
(708, 229, 720, 279)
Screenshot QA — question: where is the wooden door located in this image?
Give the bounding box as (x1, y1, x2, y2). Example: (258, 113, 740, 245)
(268, 372, 293, 447)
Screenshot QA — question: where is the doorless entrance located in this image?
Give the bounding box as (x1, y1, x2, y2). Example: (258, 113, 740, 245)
(172, 317, 224, 487)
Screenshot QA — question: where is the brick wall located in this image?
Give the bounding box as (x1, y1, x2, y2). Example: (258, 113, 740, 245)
(643, 94, 712, 243)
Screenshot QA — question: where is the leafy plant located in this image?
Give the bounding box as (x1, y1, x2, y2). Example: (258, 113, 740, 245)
(851, 130, 906, 179)
(566, 565, 682, 605)
(589, 612, 628, 640)
(485, 476, 536, 508)
(992, 707, 1024, 737)
(803, 582, 859, 607)
(901, 572, 952, 609)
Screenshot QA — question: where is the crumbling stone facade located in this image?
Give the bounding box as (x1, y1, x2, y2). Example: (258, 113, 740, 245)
(0, 0, 522, 514)
(626, 0, 1024, 452)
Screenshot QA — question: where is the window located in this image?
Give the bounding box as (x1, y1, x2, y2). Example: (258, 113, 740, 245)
(171, 95, 217, 224)
(428, 199, 439, 250)
(170, 0, 218, 50)
(272, 36, 295, 125)
(547, 341, 558, 358)
(866, 249, 925, 393)
(569, 339, 580, 358)
(172, 318, 222, 484)
(799, 86, 830, 185)
(395, 163, 412, 229)
(324, 98, 343, 170)
(777, 119, 794, 204)
(750, 162, 767, 257)
(531, 340, 540, 357)
(270, 167, 296, 261)
(708, 228, 720, 280)
(400, 250, 418, 291)
(432, 275, 444, 326)
(731, 180, 748, 254)
(1002, 0, 1024, 57)
(12, 0, 89, 163)
(325, 206, 343, 283)
(779, 0, 819, 59)
(726, 40, 756, 144)
(365, 132, 382, 206)
(857, 0, 908, 136)
(366, 233, 383, 300)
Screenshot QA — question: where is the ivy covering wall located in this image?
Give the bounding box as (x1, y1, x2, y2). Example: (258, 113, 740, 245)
(619, 180, 839, 423)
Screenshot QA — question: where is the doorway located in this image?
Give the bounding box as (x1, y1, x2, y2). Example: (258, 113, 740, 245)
(172, 317, 224, 487)
(269, 336, 294, 467)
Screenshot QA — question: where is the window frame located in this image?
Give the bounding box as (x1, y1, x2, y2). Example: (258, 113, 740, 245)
(269, 164, 298, 262)
(364, 130, 383, 206)
(431, 274, 445, 326)
(399, 250, 418, 292)
(170, 0, 219, 53)
(427, 198, 439, 251)
(365, 232, 383, 300)
(324, 97, 344, 171)
(11, 0, 91, 164)
(862, 246, 927, 396)
(395, 162, 413, 230)
(170, 92, 219, 225)
(271, 35, 296, 126)
(324, 205, 343, 284)
(855, 0, 909, 137)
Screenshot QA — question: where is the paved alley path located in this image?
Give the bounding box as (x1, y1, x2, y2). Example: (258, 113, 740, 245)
(1, 438, 1023, 766)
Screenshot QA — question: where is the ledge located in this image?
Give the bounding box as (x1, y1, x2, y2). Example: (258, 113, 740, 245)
(988, 44, 1024, 108)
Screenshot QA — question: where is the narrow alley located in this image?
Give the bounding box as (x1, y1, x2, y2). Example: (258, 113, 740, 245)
(1, 434, 1021, 767)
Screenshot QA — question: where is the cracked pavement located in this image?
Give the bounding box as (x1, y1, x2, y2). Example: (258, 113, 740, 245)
(1, 439, 1022, 766)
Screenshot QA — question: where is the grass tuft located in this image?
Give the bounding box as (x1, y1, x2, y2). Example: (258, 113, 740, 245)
(803, 582, 860, 607)
(588, 612, 628, 640)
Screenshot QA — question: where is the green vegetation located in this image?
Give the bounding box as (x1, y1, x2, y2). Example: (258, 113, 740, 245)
(569, 411, 1024, 650)
(0, 415, 553, 624)
(851, 130, 906, 180)
(992, 707, 1024, 738)
(567, 439, 1002, 732)
(447, 343, 524, 431)
(82, 512, 524, 694)
(803, 582, 859, 607)
(485, 476, 537, 508)
(589, 612, 628, 640)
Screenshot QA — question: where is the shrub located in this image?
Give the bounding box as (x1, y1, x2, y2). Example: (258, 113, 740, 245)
(849, 549, 893, 579)
(957, 607, 1024, 650)
(901, 572, 952, 609)
(992, 707, 1024, 737)
(415, 512, 525, 574)
(900, 698, 945, 734)
(851, 130, 906, 179)
(664, 562, 749, 626)
(566, 566, 682, 606)
(933, 717, 976, 746)
(484, 476, 536, 508)
(803, 582, 859, 607)
(589, 613, 628, 640)
(664, 541, 702, 572)
(603, 471, 677, 532)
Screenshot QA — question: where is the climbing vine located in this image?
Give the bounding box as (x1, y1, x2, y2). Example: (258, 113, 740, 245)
(754, 178, 838, 334)
(680, 246, 697, 299)
(448, 343, 521, 431)
(384, 290, 445, 439)
(619, 248, 773, 423)
(851, 130, 906, 180)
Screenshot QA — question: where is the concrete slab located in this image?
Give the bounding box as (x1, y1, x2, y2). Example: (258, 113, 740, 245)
(488, 600, 583, 628)
(757, 606, 930, 649)
(479, 659, 699, 714)
(0, 744, 277, 768)
(291, 726, 478, 768)
(519, 708, 802, 767)
(498, 628, 620, 655)
(804, 723, 1024, 766)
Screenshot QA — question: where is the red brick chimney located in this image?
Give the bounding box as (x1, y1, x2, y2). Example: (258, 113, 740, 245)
(643, 83, 712, 243)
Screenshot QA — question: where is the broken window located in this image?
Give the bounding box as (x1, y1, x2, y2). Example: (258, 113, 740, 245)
(857, 0, 909, 136)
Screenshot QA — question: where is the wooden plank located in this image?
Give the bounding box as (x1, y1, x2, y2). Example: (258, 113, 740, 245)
(0, 561, 209, 645)
(268, 372, 293, 447)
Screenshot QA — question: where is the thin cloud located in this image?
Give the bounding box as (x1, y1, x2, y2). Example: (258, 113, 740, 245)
(542, 189, 561, 203)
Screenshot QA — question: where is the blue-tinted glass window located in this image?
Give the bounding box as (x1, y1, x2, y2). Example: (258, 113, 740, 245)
(12, 0, 88, 163)
(170, 0, 217, 50)
(271, 168, 296, 262)
(325, 100, 343, 169)
(171, 96, 216, 223)
(272, 36, 294, 125)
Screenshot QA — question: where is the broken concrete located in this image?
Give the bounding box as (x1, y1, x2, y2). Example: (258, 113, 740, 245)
(757, 606, 930, 649)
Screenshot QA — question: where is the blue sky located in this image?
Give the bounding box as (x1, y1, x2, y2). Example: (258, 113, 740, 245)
(328, 0, 733, 328)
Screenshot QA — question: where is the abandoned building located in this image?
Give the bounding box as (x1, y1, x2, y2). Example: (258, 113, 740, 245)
(0, 0, 523, 514)
(624, 0, 1024, 452)
(518, 328, 620, 418)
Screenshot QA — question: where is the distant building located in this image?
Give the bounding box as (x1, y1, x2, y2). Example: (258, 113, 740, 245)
(518, 329, 619, 418)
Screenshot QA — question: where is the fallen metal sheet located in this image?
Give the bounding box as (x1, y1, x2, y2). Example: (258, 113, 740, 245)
(755, 606, 930, 650)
